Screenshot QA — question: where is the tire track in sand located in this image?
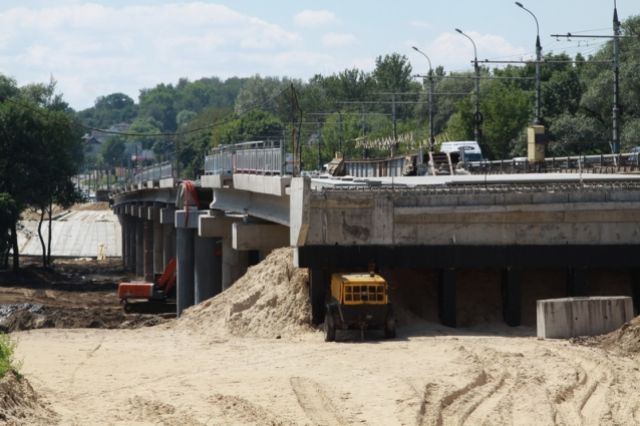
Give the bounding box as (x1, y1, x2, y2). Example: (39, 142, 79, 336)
(290, 377, 347, 426)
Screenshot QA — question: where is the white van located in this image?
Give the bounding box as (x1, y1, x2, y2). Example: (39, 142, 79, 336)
(439, 141, 483, 162)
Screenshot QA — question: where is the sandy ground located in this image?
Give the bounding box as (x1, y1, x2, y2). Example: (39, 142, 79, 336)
(13, 323, 640, 425)
(5, 248, 640, 425)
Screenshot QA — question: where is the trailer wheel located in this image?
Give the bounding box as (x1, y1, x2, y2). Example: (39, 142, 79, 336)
(324, 308, 336, 342)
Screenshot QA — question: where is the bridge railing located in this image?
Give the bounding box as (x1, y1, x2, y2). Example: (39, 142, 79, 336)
(465, 153, 640, 174)
(343, 156, 411, 177)
(204, 140, 285, 175)
(133, 161, 174, 184)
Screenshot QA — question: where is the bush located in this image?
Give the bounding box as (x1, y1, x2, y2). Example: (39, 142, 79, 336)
(0, 333, 19, 377)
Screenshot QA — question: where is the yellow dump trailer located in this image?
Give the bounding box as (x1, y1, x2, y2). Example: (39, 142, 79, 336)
(324, 272, 396, 341)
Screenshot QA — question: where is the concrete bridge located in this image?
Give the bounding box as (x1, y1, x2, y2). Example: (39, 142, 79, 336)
(112, 151, 640, 328)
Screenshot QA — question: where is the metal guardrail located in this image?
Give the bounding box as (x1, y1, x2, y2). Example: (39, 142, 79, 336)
(465, 153, 640, 174)
(133, 162, 174, 184)
(204, 140, 285, 175)
(343, 156, 414, 177)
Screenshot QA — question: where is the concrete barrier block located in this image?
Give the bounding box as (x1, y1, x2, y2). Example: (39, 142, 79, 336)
(537, 296, 633, 339)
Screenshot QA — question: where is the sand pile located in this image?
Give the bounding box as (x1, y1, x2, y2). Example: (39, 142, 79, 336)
(593, 315, 640, 356)
(177, 248, 312, 338)
(0, 371, 52, 425)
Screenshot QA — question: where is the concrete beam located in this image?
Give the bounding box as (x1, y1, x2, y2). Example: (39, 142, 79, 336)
(175, 208, 208, 230)
(232, 175, 291, 197)
(199, 215, 234, 238)
(232, 223, 289, 251)
(537, 296, 633, 338)
(210, 188, 289, 226)
(201, 174, 225, 189)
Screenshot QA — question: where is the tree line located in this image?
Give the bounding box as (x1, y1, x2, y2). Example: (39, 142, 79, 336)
(83, 15, 640, 176)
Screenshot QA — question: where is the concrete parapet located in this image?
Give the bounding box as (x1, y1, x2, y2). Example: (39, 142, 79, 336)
(233, 175, 290, 197)
(537, 296, 633, 339)
(201, 174, 225, 189)
(159, 177, 175, 188)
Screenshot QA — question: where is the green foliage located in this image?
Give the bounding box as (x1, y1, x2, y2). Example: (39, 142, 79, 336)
(0, 333, 19, 377)
(100, 137, 126, 167)
(0, 76, 83, 269)
(78, 93, 137, 129)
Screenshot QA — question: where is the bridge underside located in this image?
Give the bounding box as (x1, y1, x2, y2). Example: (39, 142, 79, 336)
(299, 244, 640, 328)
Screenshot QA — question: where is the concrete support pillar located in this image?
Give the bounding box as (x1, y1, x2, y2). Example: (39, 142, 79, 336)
(502, 267, 522, 327)
(118, 214, 126, 269)
(248, 250, 260, 266)
(126, 217, 136, 272)
(438, 268, 457, 328)
(162, 224, 175, 270)
(222, 235, 248, 291)
(194, 236, 219, 304)
(153, 220, 164, 275)
(135, 218, 144, 277)
(143, 220, 154, 282)
(309, 268, 327, 326)
(568, 267, 589, 297)
(176, 227, 195, 316)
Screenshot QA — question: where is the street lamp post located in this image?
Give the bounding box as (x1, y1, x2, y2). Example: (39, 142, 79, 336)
(412, 46, 435, 152)
(455, 28, 481, 143)
(515, 2, 542, 124)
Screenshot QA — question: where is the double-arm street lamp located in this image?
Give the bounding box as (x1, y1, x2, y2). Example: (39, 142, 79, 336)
(515, 1, 542, 125)
(455, 28, 482, 143)
(412, 46, 435, 152)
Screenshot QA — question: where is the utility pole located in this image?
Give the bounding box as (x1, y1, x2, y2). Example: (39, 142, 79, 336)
(412, 46, 436, 152)
(612, 0, 621, 154)
(338, 111, 344, 155)
(551, 0, 637, 154)
(391, 93, 397, 157)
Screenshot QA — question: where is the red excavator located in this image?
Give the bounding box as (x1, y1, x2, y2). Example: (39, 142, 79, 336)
(117, 259, 177, 314)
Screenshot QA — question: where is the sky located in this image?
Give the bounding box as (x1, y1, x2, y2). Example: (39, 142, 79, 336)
(0, 0, 634, 110)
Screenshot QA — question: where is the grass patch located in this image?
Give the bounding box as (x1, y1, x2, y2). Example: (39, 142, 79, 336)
(0, 333, 20, 378)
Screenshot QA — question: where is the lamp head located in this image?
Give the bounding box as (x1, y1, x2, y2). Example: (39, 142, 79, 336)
(515, 1, 524, 8)
(455, 28, 462, 34)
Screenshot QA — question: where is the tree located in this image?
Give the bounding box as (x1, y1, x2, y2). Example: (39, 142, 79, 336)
(0, 77, 83, 269)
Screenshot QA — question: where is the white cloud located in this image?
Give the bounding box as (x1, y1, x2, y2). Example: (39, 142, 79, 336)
(427, 32, 527, 72)
(0, 3, 301, 108)
(322, 33, 357, 47)
(293, 10, 339, 28)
